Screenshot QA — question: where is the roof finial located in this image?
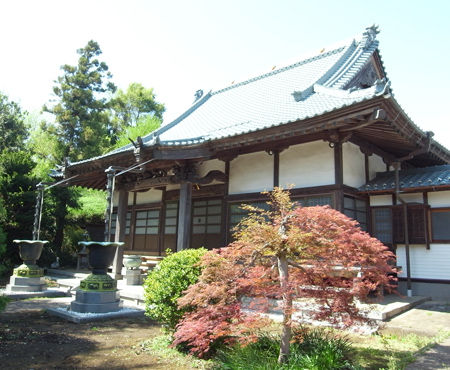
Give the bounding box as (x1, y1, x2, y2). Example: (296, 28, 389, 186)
(362, 24, 380, 48)
(194, 89, 203, 102)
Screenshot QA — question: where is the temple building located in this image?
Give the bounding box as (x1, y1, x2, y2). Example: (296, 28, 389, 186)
(64, 26, 450, 299)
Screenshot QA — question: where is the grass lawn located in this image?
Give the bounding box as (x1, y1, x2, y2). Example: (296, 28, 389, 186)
(142, 328, 450, 370)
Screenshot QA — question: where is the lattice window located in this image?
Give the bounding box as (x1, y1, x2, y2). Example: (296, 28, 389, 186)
(192, 199, 222, 234)
(110, 211, 131, 235)
(135, 209, 160, 235)
(164, 201, 178, 235)
(343, 196, 368, 231)
(431, 208, 450, 242)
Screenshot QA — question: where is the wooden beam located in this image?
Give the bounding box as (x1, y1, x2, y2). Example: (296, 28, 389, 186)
(339, 109, 387, 133)
(350, 135, 397, 165)
(125, 175, 177, 191)
(177, 182, 192, 251)
(153, 147, 214, 160)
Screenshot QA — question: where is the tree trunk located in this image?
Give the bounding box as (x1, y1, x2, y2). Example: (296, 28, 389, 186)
(278, 254, 292, 364)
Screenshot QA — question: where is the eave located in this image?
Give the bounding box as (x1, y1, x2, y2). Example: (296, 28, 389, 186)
(64, 95, 450, 190)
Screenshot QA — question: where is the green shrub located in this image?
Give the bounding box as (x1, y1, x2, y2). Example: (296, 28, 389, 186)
(0, 296, 9, 312)
(144, 248, 207, 329)
(216, 327, 356, 370)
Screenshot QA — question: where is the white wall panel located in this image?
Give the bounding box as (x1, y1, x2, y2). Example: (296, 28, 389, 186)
(368, 154, 386, 180)
(396, 244, 450, 280)
(428, 191, 450, 207)
(369, 195, 393, 206)
(136, 189, 162, 205)
(343, 142, 365, 188)
(229, 151, 272, 194)
(279, 141, 334, 188)
(112, 191, 135, 206)
(398, 193, 423, 203)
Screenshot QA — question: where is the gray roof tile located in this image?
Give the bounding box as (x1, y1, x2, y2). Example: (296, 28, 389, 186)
(69, 26, 393, 166)
(360, 165, 450, 192)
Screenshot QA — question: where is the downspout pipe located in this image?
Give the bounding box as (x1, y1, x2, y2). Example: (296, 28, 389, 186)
(393, 162, 412, 297)
(390, 132, 433, 297)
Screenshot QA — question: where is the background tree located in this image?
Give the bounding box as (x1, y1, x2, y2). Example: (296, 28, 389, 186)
(0, 94, 35, 274)
(0, 92, 28, 152)
(0, 150, 37, 268)
(111, 115, 161, 150)
(173, 188, 397, 362)
(0, 197, 8, 275)
(43, 40, 116, 161)
(42, 40, 116, 254)
(110, 82, 164, 132)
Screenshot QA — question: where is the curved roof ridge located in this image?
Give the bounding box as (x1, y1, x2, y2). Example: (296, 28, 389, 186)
(211, 45, 347, 96)
(142, 91, 212, 145)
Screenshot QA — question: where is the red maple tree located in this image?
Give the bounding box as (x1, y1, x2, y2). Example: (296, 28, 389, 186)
(173, 188, 397, 363)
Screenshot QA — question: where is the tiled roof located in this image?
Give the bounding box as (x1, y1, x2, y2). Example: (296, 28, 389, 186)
(149, 26, 384, 146)
(360, 165, 450, 192)
(70, 26, 390, 166)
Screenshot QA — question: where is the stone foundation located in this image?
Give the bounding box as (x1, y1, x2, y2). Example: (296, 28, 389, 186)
(70, 290, 121, 313)
(6, 269, 46, 292)
(125, 269, 142, 285)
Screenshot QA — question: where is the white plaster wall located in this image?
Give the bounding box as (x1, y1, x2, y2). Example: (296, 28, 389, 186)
(398, 193, 423, 204)
(396, 244, 450, 280)
(368, 154, 386, 180)
(279, 141, 334, 188)
(369, 195, 393, 206)
(112, 191, 135, 207)
(135, 189, 162, 205)
(229, 151, 272, 194)
(343, 142, 365, 188)
(428, 191, 450, 207)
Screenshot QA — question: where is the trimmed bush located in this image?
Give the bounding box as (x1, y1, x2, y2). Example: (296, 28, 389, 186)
(144, 248, 207, 329)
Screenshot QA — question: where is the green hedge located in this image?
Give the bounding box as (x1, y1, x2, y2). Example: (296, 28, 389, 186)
(144, 248, 207, 329)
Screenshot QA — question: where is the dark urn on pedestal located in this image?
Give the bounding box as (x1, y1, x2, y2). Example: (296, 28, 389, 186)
(6, 240, 48, 292)
(70, 241, 124, 313)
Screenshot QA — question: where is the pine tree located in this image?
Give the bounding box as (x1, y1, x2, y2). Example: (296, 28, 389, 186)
(44, 40, 116, 162)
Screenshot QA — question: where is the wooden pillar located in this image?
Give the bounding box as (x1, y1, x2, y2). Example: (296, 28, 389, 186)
(158, 188, 167, 256)
(334, 142, 344, 212)
(364, 153, 370, 183)
(423, 192, 430, 250)
(222, 161, 230, 246)
(273, 149, 280, 188)
(177, 181, 192, 251)
(112, 188, 128, 279)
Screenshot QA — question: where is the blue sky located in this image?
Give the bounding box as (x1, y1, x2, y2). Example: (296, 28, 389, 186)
(1, 0, 449, 146)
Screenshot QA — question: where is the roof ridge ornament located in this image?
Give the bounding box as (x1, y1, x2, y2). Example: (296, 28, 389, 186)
(362, 25, 380, 49)
(194, 89, 204, 102)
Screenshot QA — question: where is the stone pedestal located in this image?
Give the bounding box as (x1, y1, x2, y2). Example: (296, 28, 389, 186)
(5, 240, 48, 293)
(6, 275, 46, 292)
(70, 290, 121, 313)
(6, 263, 46, 292)
(125, 269, 142, 285)
(71, 273, 121, 313)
